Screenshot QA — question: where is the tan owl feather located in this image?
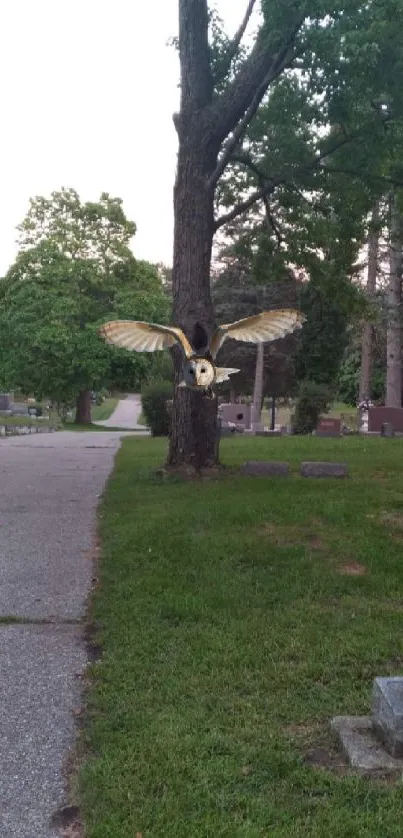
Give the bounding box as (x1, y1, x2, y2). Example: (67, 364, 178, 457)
(209, 309, 305, 358)
(100, 320, 194, 357)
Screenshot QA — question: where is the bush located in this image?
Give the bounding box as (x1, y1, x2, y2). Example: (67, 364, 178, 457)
(141, 380, 173, 436)
(292, 380, 333, 435)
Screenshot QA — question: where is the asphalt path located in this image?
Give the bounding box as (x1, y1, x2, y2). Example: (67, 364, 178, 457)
(95, 393, 148, 430)
(0, 430, 133, 837)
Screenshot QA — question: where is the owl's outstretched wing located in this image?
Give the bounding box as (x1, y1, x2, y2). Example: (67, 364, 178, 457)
(215, 368, 240, 383)
(99, 320, 193, 358)
(210, 309, 305, 359)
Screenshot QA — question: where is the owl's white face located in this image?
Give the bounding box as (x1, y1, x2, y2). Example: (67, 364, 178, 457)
(183, 357, 215, 389)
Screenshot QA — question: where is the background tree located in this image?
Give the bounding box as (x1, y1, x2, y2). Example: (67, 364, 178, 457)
(0, 191, 168, 421)
(386, 192, 403, 406)
(212, 248, 299, 399)
(359, 202, 381, 402)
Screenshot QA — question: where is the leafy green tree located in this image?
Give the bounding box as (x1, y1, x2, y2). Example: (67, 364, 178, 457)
(169, 0, 403, 469)
(212, 250, 300, 398)
(0, 191, 168, 421)
(339, 287, 389, 405)
(18, 188, 137, 269)
(294, 271, 366, 391)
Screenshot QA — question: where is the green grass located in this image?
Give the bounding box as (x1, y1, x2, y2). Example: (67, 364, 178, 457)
(63, 423, 128, 432)
(63, 397, 120, 427)
(0, 414, 59, 427)
(80, 436, 403, 837)
(62, 396, 120, 431)
(91, 397, 119, 422)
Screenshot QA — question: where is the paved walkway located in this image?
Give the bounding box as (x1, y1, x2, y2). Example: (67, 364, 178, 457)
(0, 430, 134, 838)
(95, 393, 149, 431)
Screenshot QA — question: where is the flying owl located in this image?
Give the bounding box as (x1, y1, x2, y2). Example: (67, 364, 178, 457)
(99, 309, 304, 397)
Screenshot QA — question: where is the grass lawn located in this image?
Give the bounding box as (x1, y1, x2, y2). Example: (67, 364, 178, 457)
(80, 435, 403, 837)
(63, 423, 129, 432)
(62, 397, 121, 431)
(91, 397, 119, 422)
(0, 414, 60, 427)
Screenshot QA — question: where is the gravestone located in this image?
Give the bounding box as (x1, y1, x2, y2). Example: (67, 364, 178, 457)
(240, 461, 290, 477)
(10, 402, 29, 416)
(331, 715, 402, 772)
(0, 393, 12, 414)
(300, 461, 348, 478)
(372, 677, 403, 758)
(316, 417, 341, 437)
(368, 407, 403, 434)
(331, 676, 403, 773)
(219, 403, 251, 430)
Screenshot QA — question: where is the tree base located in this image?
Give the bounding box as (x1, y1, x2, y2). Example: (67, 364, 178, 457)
(167, 386, 220, 470)
(155, 462, 229, 481)
(75, 389, 92, 424)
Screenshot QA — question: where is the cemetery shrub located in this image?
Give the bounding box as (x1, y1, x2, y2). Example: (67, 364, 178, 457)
(141, 380, 173, 436)
(292, 380, 333, 435)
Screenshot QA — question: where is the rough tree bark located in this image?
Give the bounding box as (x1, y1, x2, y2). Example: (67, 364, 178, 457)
(251, 343, 264, 430)
(75, 389, 92, 424)
(359, 201, 380, 403)
(386, 193, 402, 408)
(167, 0, 303, 469)
(167, 0, 220, 469)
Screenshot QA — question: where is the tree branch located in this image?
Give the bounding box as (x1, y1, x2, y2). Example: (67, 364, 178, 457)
(178, 0, 213, 119)
(214, 129, 364, 232)
(210, 15, 305, 173)
(230, 153, 282, 245)
(214, 0, 257, 84)
(214, 181, 276, 231)
(231, 152, 268, 182)
(262, 194, 283, 248)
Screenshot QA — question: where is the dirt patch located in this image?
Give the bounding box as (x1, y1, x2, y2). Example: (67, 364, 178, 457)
(51, 805, 83, 837)
(155, 463, 234, 481)
(303, 746, 345, 770)
(337, 562, 368, 576)
(83, 620, 103, 663)
(283, 721, 324, 739)
(372, 471, 394, 482)
(381, 511, 403, 528)
(385, 655, 403, 670)
(258, 521, 327, 550)
(284, 722, 352, 776)
(285, 723, 400, 781)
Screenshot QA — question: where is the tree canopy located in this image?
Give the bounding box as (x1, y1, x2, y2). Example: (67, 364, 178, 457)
(0, 189, 168, 419)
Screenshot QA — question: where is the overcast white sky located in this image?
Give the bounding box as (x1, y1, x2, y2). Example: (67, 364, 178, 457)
(0, 0, 252, 275)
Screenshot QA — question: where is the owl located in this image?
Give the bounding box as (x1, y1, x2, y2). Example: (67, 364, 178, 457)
(99, 309, 304, 397)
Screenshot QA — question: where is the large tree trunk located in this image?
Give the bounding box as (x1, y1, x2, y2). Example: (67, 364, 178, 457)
(167, 136, 219, 470)
(167, 0, 220, 470)
(251, 343, 264, 430)
(386, 194, 402, 408)
(75, 389, 92, 424)
(359, 201, 380, 402)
